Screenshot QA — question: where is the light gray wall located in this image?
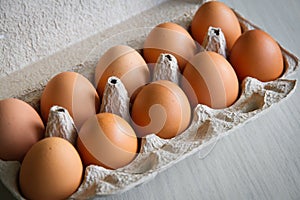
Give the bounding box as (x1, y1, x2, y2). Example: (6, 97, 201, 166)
(0, 0, 167, 77)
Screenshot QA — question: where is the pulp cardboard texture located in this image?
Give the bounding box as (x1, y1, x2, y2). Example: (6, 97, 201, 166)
(0, 0, 299, 199)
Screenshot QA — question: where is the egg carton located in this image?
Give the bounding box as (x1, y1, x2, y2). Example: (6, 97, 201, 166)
(0, 3, 299, 200)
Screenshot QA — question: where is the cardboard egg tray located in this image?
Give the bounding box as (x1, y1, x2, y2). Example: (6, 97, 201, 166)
(0, 1, 299, 199)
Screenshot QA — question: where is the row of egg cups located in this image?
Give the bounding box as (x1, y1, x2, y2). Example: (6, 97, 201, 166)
(0, 41, 283, 198)
(0, 52, 190, 200)
(0, 0, 286, 164)
(40, 0, 286, 170)
(0, 31, 245, 195)
(0, 1, 286, 198)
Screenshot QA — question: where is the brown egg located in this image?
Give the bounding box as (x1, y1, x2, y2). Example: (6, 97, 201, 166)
(229, 29, 284, 82)
(40, 71, 100, 130)
(0, 98, 44, 162)
(182, 51, 239, 109)
(143, 22, 197, 71)
(131, 80, 191, 139)
(191, 1, 241, 51)
(19, 137, 83, 200)
(77, 113, 138, 169)
(95, 45, 150, 100)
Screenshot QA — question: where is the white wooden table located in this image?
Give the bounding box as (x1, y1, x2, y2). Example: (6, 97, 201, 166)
(1, 0, 300, 199)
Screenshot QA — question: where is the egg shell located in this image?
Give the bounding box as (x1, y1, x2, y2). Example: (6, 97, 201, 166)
(40, 71, 100, 130)
(143, 22, 197, 71)
(77, 113, 138, 169)
(95, 45, 150, 101)
(229, 29, 284, 82)
(182, 51, 239, 109)
(131, 80, 191, 139)
(0, 98, 44, 162)
(191, 1, 241, 51)
(19, 137, 83, 200)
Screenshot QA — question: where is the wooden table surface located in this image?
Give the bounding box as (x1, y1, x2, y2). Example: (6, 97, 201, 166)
(1, 0, 300, 199)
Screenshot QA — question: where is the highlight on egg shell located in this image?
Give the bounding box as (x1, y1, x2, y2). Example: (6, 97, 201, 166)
(0, 98, 44, 162)
(40, 71, 100, 131)
(77, 112, 138, 170)
(143, 22, 197, 71)
(131, 80, 191, 139)
(181, 51, 239, 109)
(94, 45, 150, 102)
(19, 137, 83, 200)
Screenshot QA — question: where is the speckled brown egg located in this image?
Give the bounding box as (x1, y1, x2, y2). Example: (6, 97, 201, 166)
(229, 29, 284, 82)
(19, 137, 83, 200)
(95, 45, 150, 101)
(40, 71, 100, 130)
(143, 22, 197, 71)
(182, 51, 239, 109)
(191, 1, 241, 51)
(0, 98, 44, 162)
(131, 80, 191, 139)
(77, 112, 138, 169)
